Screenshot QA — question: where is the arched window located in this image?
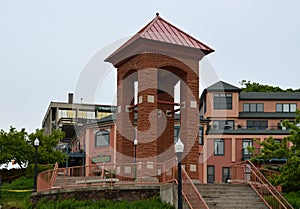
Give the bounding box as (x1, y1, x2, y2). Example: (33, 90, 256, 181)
(95, 130, 110, 147)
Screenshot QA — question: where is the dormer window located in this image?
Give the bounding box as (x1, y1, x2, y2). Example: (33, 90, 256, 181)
(213, 93, 232, 110)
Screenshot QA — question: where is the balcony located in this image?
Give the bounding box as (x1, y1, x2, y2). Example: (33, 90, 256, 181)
(241, 148, 287, 164)
(206, 125, 290, 135)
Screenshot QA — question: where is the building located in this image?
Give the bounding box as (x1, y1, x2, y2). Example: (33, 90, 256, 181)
(42, 93, 116, 167)
(67, 80, 299, 182)
(199, 81, 299, 183)
(44, 14, 299, 183)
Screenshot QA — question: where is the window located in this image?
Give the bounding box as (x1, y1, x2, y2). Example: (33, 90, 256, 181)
(242, 139, 253, 160)
(95, 130, 110, 147)
(214, 93, 232, 110)
(97, 112, 112, 119)
(276, 104, 297, 112)
(274, 139, 282, 143)
(78, 111, 96, 119)
(199, 126, 204, 145)
(212, 120, 234, 130)
(207, 165, 215, 183)
(246, 120, 268, 130)
(242, 139, 253, 156)
(222, 167, 230, 183)
(214, 139, 224, 156)
(243, 103, 264, 112)
(58, 110, 76, 118)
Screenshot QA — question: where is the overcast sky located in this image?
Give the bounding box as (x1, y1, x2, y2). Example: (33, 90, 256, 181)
(1, 0, 299, 133)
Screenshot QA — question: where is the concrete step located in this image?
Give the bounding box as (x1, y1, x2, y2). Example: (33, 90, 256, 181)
(204, 197, 263, 203)
(206, 204, 268, 209)
(195, 184, 268, 209)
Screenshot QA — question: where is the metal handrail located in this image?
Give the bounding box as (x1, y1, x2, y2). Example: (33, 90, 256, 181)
(230, 160, 293, 209)
(174, 178, 193, 209)
(181, 167, 209, 209)
(49, 162, 58, 186)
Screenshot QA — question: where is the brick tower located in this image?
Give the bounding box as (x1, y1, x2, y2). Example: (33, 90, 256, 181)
(105, 13, 214, 180)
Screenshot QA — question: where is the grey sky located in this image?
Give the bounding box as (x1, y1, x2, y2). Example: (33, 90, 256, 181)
(0, 0, 299, 133)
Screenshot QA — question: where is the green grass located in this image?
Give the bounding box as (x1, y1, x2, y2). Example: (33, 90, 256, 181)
(0, 176, 33, 209)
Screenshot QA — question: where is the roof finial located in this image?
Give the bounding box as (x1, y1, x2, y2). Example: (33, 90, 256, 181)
(156, 12, 159, 16)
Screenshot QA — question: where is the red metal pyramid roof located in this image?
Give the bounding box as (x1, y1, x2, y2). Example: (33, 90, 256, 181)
(137, 14, 214, 51)
(106, 14, 214, 65)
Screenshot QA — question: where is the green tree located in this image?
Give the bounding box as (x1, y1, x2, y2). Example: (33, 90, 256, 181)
(0, 127, 32, 168)
(240, 80, 300, 92)
(0, 128, 67, 168)
(251, 110, 300, 191)
(29, 129, 67, 165)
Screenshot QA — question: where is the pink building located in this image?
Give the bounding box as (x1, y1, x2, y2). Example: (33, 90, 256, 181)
(69, 80, 299, 182)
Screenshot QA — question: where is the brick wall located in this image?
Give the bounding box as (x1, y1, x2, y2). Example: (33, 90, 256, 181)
(116, 52, 201, 179)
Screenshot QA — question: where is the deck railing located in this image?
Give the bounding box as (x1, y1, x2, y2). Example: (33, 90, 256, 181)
(37, 158, 178, 192)
(37, 159, 211, 209)
(230, 160, 293, 209)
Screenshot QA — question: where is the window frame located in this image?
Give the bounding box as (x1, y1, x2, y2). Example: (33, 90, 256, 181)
(276, 103, 297, 112)
(213, 93, 232, 110)
(207, 165, 215, 184)
(243, 103, 264, 112)
(246, 120, 268, 130)
(214, 139, 225, 156)
(199, 126, 204, 145)
(222, 167, 230, 183)
(212, 120, 234, 130)
(242, 139, 253, 156)
(95, 130, 110, 147)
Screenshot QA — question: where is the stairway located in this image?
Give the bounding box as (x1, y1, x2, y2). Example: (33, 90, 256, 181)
(195, 184, 268, 209)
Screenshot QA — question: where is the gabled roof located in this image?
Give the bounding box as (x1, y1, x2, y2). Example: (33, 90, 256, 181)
(205, 81, 241, 92)
(105, 13, 214, 66)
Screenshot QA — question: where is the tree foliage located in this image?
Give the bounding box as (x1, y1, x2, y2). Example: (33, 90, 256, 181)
(29, 129, 67, 165)
(251, 110, 300, 191)
(240, 80, 300, 92)
(0, 127, 32, 168)
(0, 128, 67, 168)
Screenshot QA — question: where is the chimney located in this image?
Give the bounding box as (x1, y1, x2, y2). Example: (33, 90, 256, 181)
(68, 93, 74, 104)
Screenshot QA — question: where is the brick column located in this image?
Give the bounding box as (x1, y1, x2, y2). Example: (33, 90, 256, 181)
(180, 67, 200, 180)
(137, 68, 158, 160)
(156, 72, 178, 163)
(116, 70, 136, 164)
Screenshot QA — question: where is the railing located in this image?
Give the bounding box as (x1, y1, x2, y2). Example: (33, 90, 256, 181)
(181, 166, 209, 209)
(49, 162, 58, 186)
(37, 158, 177, 192)
(230, 160, 293, 209)
(207, 125, 289, 131)
(37, 163, 62, 192)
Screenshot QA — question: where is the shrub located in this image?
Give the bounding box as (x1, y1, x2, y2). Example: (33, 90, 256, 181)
(284, 191, 300, 208)
(35, 197, 175, 209)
